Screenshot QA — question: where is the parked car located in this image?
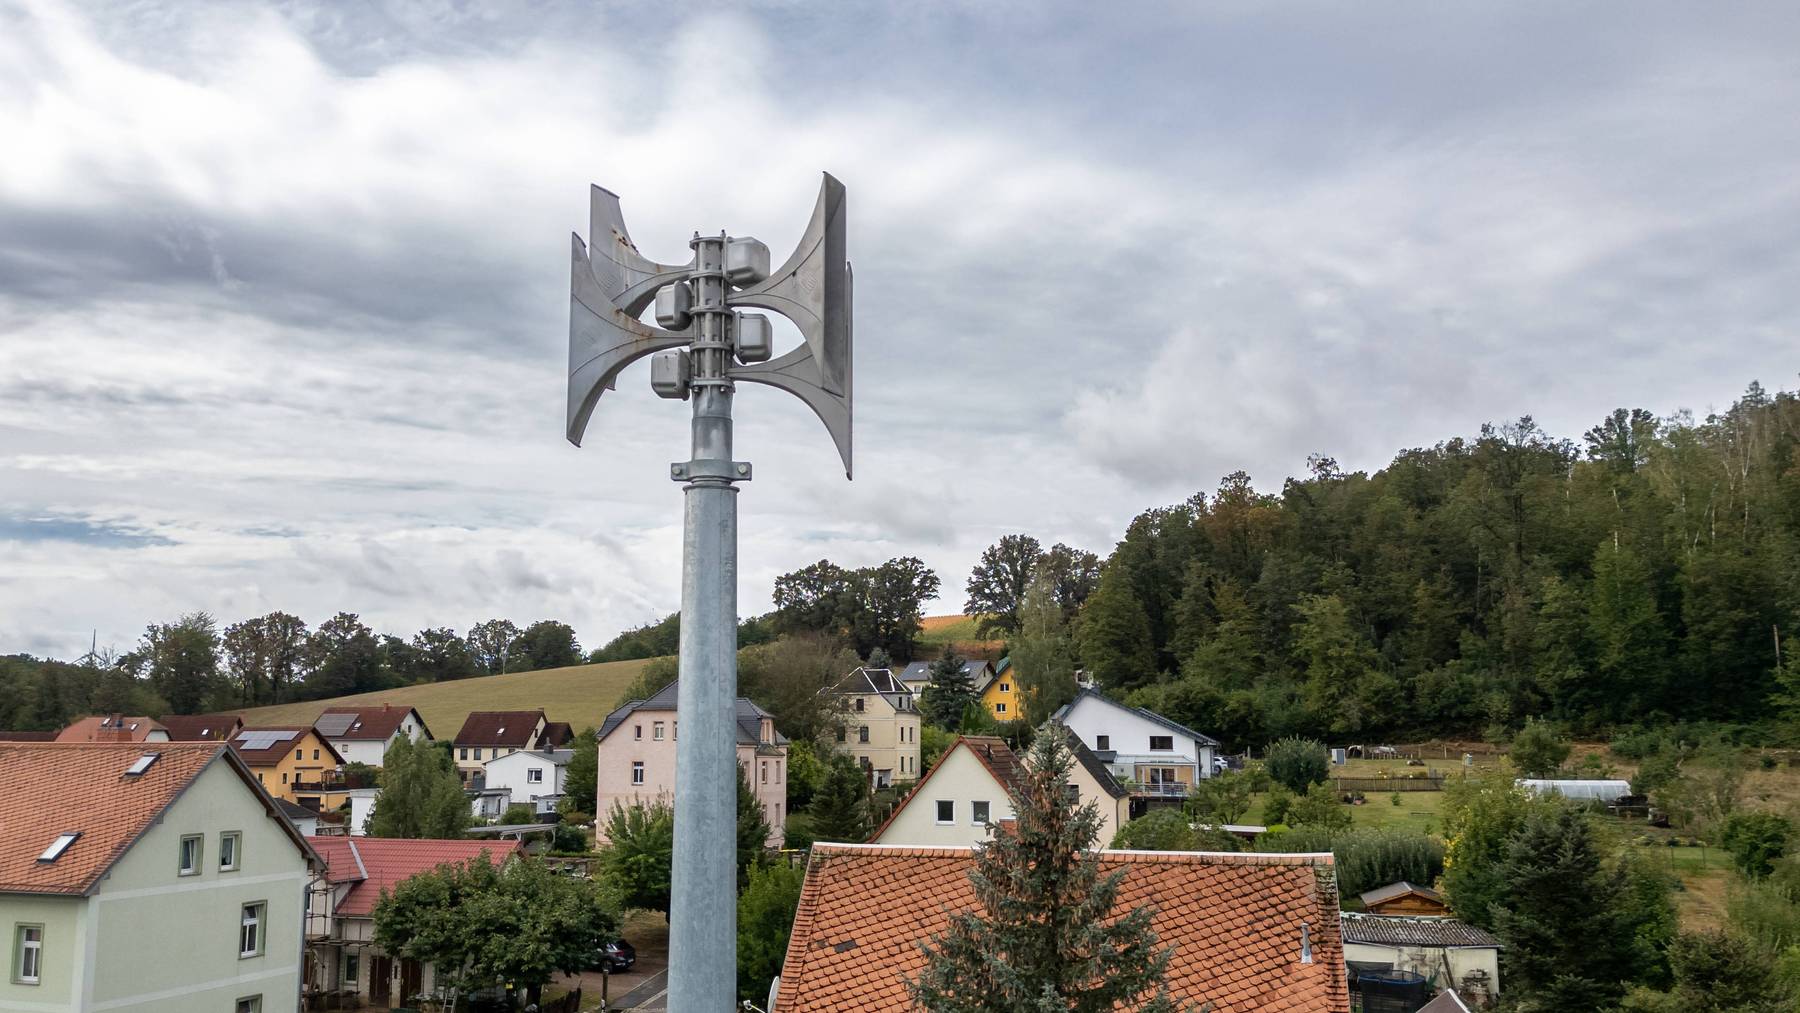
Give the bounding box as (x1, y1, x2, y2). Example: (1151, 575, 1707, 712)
(590, 938, 636, 973)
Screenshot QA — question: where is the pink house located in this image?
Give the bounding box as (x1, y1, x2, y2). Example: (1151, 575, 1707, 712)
(595, 680, 787, 847)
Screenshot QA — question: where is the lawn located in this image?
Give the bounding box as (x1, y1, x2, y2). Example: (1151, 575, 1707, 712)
(1244, 789, 1446, 837)
(235, 657, 654, 737)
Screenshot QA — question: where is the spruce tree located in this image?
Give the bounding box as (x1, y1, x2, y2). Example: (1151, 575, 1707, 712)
(921, 645, 977, 728)
(810, 755, 872, 843)
(910, 728, 1202, 1012)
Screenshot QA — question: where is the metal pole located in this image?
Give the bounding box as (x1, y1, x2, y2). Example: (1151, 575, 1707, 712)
(669, 233, 740, 1011)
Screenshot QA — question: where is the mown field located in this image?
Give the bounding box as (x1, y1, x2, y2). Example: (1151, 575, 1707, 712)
(916, 613, 1005, 659)
(236, 657, 653, 737)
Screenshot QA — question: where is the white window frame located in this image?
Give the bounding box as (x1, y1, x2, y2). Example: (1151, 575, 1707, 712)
(653, 722, 665, 741)
(935, 800, 954, 825)
(343, 951, 360, 986)
(220, 831, 241, 872)
(527, 768, 544, 784)
(239, 902, 265, 958)
(995, 703, 1007, 715)
(179, 834, 203, 877)
(13, 924, 42, 985)
(235, 996, 263, 1013)
(631, 761, 645, 786)
(971, 801, 991, 826)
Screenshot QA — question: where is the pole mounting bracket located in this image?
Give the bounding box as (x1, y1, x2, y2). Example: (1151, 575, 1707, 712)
(670, 459, 751, 482)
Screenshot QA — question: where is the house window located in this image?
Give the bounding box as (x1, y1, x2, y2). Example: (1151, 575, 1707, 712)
(239, 903, 265, 957)
(235, 997, 262, 1013)
(935, 800, 954, 824)
(281, 772, 289, 784)
(1096, 735, 1110, 751)
(995, 703, 1007, 715)
(654, 722, 665, 741)
(220, 832, 241, 872)
(1149, 736, 1173, 751)
(459, 747, 469, 760)
(1000, 683, 1009, 693)
(295, 748, 302, 761)
(775, 803, 781, 821)
(634, 725, 642, 740)
(836, 728, 846, 743)
(854, 698, 864, 713)
(473, 748, 484, 760)
(13, 925, 42, 985)
(631, 762, 645, 786)
(528, 768, 544, 784)
(972, 801, 991, 826)
(179, 835, 203, 876)
(760, 761, 768, 784)
(858, 727, 870, 744)
(343, 952, 360, 986)
(312, 749, 320, 760)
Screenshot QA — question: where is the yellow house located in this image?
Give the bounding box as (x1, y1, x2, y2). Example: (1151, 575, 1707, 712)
(981, 658, 1020, 722)
(229, 726, 346, 806)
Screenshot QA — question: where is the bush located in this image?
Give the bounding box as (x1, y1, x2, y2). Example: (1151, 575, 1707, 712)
(1632, 753, 1682, 796)
(501, 803, 536, 825)
(1612, 726, 1675, 761)
(1263, 784, 1295, 825)
(1510, 716, 1572, 777)
(1110, 808, 1200, 850)
(1256, 826, 1445, 900)
(1722, 812, 1793, 879)
(1265, 737, 1329, 794)
(1287, 783, 1352, 831)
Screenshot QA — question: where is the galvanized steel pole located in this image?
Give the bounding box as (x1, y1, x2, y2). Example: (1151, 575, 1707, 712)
(669, 233, 740, 1011)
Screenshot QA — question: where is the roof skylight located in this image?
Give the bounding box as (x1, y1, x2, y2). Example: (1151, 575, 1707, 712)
(124, 753, 161, 777)
(38, 832, 80, 863)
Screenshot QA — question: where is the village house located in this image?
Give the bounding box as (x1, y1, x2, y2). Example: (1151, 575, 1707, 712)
(595, 681, 786, 846)
(1056, 726, 1133, 845)
(452, 711, 549, 783)
(834, 667, 922, 788)
(313, 704, 433, 767)
(54, 714, 169, 743)
(1360, 881, 1451, 916)
(980, 657, 1021, 721)
(482, 748, 573, 815)
(1340, 912, 1502, 1007)
(1054, 687, 1219, 808)
(771, 844, 1349, 1012)
(303, 836, 522, 1008)
(229, 726, 346, 808)
(0, 740, 317, 1013)
(160, 713, 245, 742)
(895, 658, 1001, 710)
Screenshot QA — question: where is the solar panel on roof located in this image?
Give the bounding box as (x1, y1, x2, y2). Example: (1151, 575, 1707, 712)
(315, 714, 357, 737)
(236, 730, 298, 750)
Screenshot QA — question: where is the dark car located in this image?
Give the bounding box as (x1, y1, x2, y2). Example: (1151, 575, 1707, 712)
(591, 938, 636, 973)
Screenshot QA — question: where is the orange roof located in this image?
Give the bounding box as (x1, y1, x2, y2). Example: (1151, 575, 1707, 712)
(306, 836, 524, 917)
(774, 844, 1349, 1012)
(55, 714, 167, 742)
(870, 736, 1025, 842)
(0, 742, 315, 895)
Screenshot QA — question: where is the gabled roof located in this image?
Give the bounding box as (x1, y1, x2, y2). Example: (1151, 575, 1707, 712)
(0, 742, 318, 895)
(1359, 880, 1445, 909)
(230, 726, 345, 766)
(159, 713, 244, 742)
(0, 731, 57, 742)
(1058, 726, 1128, 800)
(55, 714, 167, 742)
(1339, 913, 1500, 949)
(274, 798, 320, 823)
(775, 844, 1348, 1012)
(317, 704, 432, 743)
(598, 681, 789, 748)
(306, 836, 522, 917)
(1053, 687, 1221, 748)
(538, 721, 575, 749)
(1418, 989, 1475, 1013)
(871, 736, 1025, 842)
(834, 668, 918, 714)
(455, 710, 545, 747)
(484, 748, 573, 768)
(896, 659, 993, 688)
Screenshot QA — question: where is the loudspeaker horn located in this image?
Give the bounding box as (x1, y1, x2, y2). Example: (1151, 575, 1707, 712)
(566, 185, 695, 446)
(728, 173, 853, 478)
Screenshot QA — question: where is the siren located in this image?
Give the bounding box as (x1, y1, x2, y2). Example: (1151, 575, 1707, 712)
(728, 173, 854, 478)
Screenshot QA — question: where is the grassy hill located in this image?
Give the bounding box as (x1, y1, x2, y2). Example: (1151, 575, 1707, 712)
(235, 658, 654, 737)
(916, 614, 1006, 659)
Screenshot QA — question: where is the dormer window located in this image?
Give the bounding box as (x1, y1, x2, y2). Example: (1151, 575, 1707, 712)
(37, 833, 79, 863)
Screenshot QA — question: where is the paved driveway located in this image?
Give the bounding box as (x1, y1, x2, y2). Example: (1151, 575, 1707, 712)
(608, 969, 668, 1010)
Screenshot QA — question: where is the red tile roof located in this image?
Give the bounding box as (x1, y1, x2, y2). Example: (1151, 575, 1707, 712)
(0, 731, 57, 742)
(317, 704, 431, 742)
(774, 844, 1349, 1012)
(55, 714, 167, 742)
(306, 836, 524, 917)
(159, 713, 244, 741)
(870, 736, 1025, 842)
(455, 711, 544, 748)
(0, 742, 315, 895)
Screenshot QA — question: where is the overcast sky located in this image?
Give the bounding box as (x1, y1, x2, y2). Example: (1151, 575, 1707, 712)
(3, 0, 1798, 660)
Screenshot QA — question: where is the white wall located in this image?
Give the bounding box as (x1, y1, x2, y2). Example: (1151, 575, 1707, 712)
(873, 744, 1014, 847)
(1344, 941, 1501, 1002)
(1059, 695, 1211, 779)
(484, 751, 569, 811)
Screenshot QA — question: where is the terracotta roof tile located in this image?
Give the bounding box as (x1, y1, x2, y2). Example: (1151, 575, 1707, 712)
(305, 836, 523, 917)
(0, 742, 224, 894)
(159, 713, 244, 741)
(775, 844, 1349, 1012)
(55, 714, 167, 742)
(870, 736, 1025, 843)
(455, 710, 545, 747)
(317, 704, 430, 742)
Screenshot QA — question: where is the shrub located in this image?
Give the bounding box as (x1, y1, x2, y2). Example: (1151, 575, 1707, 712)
(1632, 753, 1682, 796)
(1510, 716, 1571, 777)
(1263, 784, 1295, 826)
(1722, 812, 1794, 879)
(1287, 783, 1352, 831)
(1110, 808, 1199, 850)
(1265, 737, 1329, 794)
(1256, 826, 1445, 900)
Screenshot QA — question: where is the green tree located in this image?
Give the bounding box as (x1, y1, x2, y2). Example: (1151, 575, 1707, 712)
(1293, 593, 1392, 736)
(1622, 931, 1794, 1013)
(739, 765, 772, 887)
(920, 645, 977, 729)
(1012, 566, 1079, 725)
(368, 735, 471, 838)
(1109, 808, 1202, 851)
(466, 618, 521, 675)
(1186, 769, 1254, 825)
(1441, 766, 1546, 930)
(303, 612, 387, 699)
(1264, 737, 1329, 794)
(408, 627, 478, 682)
(597, 801, 674, 913)
(786, 738, 827, 809)
(564, 727, 598, 813)
(1588, 540, 1671, 721)
(1286, 783, 1352, 831)
(138, 612, 221, 714)
(1492, 805, 1642, 1010)
(911, 728, 1202, 1012)
(965, 533, 1043, 638)
(1722, 812, 1793, 880)
(1078, 565, 1159, 690)
(372, 852, 614, 1003)
(810, 756, 872, 843)
(512, 619, 583, 672)
(1509, 716, 1572, 777)
(737, 860, 805, 1002)
(502, 803, 535, 825)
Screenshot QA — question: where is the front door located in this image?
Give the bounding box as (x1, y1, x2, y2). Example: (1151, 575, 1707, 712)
(400, 958, 424, 1004)
(369, 955, 392, 1006)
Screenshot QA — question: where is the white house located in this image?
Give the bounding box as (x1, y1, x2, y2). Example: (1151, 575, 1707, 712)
(0, 740, 318, 1013)
(482, 748, 572, 815)
(313, 705, 433, 767)
(870, 736, 1022, 846)
(1053, 688, 1219, 798)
